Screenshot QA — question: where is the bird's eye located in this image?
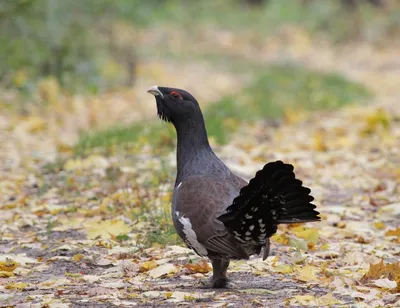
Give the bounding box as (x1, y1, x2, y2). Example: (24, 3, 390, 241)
(170, 91, 182, 99)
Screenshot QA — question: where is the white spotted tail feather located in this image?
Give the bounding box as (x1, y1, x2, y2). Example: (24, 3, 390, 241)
(218, 161, 320, 247)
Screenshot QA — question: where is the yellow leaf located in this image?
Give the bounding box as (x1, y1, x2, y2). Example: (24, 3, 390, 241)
(86, 220, 130, 240)
(288, 237, 308, 251)
(139, 260, 158, 272)
(72, 254, 84, 262)
(271, 233, 288, 245)
(23, 116, 47, 133)
(13, 69, 28, 87)
(313, 130, 327, 152)
(317, 293, 342, 305)
(320, 243, 330, 250)
(5, 282, 28, 290)
(292, 295, 316, 305)
(184, 259, 211, 274)
(296, 265, 319, 282)
(0, 271, 14, 278)
(0, 259, 18, 272)
(385, 228, 400, 238)
(64, 155, 109, 171)
(373, 222, 386, 230)
(290, 226, 319, 243)
(361, 108, 391, 135)
(284, 107, 305, 124)
(183, 295, 196, 301)
(274, 264, 294, 274)
(65, 272, 81, 278)
(362, 260, 400, 286)
(38, 76, 60, 104)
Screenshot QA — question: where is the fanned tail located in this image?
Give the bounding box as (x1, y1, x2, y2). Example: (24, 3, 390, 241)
(218, 161, 320, 245)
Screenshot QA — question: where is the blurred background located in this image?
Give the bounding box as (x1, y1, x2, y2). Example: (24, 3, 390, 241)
(1, 1, 400, 286)
(0, 0, 399, 158)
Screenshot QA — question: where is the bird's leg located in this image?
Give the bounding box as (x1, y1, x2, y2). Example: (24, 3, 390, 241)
(211, 258, 230, 288)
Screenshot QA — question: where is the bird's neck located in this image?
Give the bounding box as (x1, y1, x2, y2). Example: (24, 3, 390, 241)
(173, 116, 216, 184)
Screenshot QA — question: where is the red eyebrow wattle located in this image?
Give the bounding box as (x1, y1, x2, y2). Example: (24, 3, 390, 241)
(170, 91, 182, 99)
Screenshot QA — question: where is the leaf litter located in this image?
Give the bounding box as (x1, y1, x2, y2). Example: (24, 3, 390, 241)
(1, 32, 400, 307)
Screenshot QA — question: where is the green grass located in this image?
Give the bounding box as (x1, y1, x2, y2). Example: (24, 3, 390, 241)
(74, 122, 175, 155)
(204, 65, 371, 143)
(75, 64, 371, 152)
(120, 0, 400, 43)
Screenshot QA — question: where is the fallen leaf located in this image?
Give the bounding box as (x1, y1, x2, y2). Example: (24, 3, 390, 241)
(184, 259, 211, 274)
(291, 295, 316, 305)
(86, 220, 131, 240)
(99, 281, 126, 288)
(82, 275, 101, 283)
(385, 228, 400, 238)
(362, 260, 400, 285)
(317, 293, 342, 305)
(0, 254, 36, 265)
(64, 155, 109, 171)
(142, 291, 161, 298)
(373, 222, 386, 230)
(96, 257, 113, 266)
(361, 108, 391, 135)
(274, 264, 294, 274)
(288, 237, 308, 251)
(290, 226, 319, 243)
(118, 260, 139, 277)
(148, 263, 177, 278)
(238, 289, 278, 295)
(87, 287, 114, 297)
(39, 278, 70, 288)
(5, 282, 29, 290)
(313, 130, 328, 151)
(166, 291, 215, 303)
(372, 278, 397, 290)
(271, 233, 289, 245)
(296, 265, 319, 282)
(139, 260, 158, 272)
(0, 259, 18, 272)
(72, 254, 84, 262)
(0, 271, 14, 278)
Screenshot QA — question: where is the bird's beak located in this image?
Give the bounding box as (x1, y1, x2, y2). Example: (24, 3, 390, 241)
(147, 85, 164, 98)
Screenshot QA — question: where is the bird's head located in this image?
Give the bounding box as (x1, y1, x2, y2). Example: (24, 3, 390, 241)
(147, 86, 201, 124)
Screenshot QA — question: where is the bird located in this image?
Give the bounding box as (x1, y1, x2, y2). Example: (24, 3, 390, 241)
(147, 86, 320, 288)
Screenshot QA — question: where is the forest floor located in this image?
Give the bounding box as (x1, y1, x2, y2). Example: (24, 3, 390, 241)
(1, 29, 400, 307)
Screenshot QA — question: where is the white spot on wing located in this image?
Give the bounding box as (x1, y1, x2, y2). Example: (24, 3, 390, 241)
(249, 225, 254, 231)
(177, 182, 182, 189)
(245, 213, 253, 219)
(177, 214, 208, 256)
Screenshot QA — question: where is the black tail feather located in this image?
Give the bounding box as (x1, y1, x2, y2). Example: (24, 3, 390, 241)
(218, 161, 320, 244)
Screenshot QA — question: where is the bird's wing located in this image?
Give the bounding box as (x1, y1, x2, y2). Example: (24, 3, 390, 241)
(172, 174, 250, 259)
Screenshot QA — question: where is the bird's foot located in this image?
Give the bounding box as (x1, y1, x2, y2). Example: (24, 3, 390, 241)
(212, 277, 228, 289)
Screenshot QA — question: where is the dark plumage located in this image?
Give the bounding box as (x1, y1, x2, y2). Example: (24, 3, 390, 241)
(147, 86, 320, 288)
